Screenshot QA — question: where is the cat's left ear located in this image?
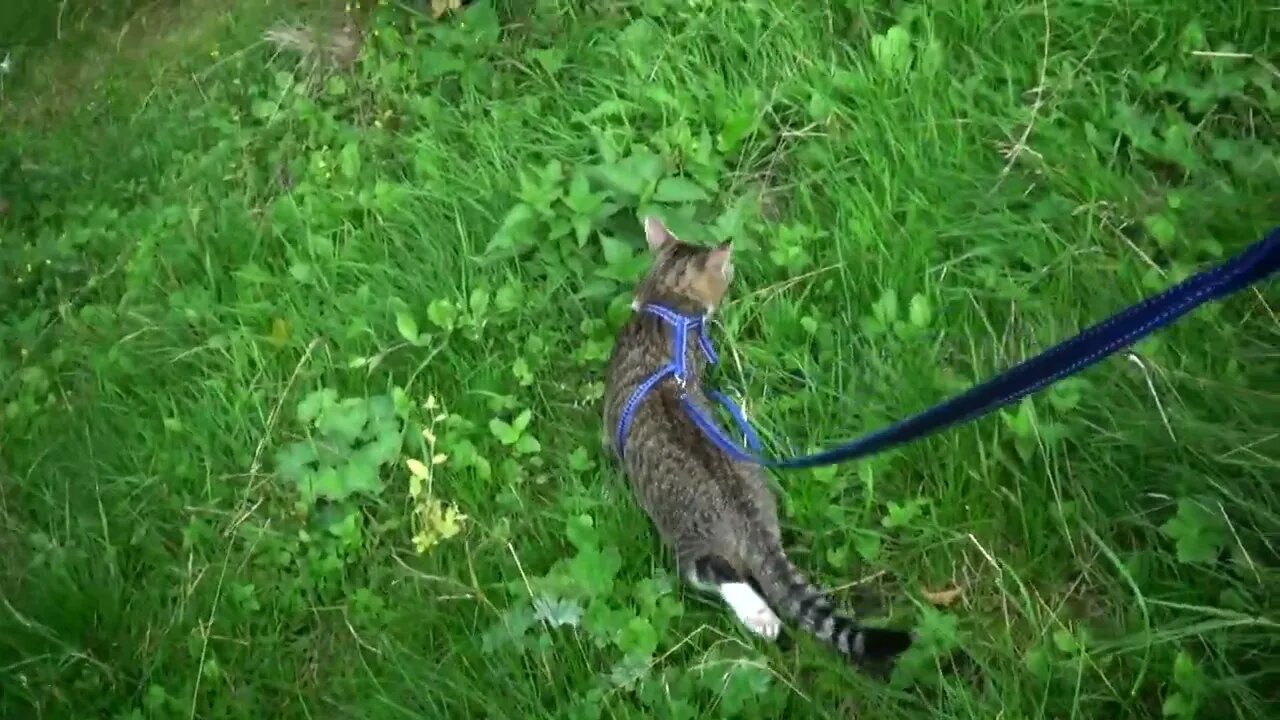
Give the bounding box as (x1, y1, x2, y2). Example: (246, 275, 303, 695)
(706, 242, 733, 279)
(643, 216, 674, 252)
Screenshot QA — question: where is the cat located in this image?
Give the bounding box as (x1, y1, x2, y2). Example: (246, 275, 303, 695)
(602, 216, 913, 664)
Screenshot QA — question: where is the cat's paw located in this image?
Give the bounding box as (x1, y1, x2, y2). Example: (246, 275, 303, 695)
(720, 583, 782, 641)
(741, 604, 782, 640)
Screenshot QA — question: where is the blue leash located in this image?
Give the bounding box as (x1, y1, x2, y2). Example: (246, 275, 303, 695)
(615, 227, 1280, 469)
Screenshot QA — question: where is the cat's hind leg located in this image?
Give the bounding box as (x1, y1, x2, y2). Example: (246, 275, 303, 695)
(684, 554, 782, 641)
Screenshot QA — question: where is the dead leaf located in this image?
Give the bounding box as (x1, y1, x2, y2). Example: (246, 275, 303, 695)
(921, 585, 963, 607)
(431, 0, 463, 19)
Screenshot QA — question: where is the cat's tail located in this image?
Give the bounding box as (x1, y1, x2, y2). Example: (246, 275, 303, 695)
(752, 546, 913, 664)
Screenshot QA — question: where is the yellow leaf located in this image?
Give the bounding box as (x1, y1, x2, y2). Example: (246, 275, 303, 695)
(422, 428, 436, 444)
(430, 0, 463, 20)
(433, 501, 466, 539)
(431, 453, 448, 465)
(268, 317, 290, 347)
(921, 585, 964, 607)
(411, 499, 467, 554)
(406, 458, 430, 479)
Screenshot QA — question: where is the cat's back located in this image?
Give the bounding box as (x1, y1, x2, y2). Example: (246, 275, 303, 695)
(603, 316, 664, 428)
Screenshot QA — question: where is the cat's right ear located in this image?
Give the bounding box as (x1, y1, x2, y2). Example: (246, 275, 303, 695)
(644, 216, 673, 253)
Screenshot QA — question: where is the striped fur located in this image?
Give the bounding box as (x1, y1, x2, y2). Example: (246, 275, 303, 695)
(603, 216, 913, 667)
(752, 544, 912, 662)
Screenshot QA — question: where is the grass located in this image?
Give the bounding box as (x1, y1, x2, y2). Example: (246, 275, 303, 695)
(2, 0, 1278, 718)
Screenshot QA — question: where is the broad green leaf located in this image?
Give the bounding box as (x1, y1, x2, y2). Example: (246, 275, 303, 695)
(486, 203, 538, 254)
(489, 418, 519, 445)
(395, 311, 420, 343)
(317, 398, 370, 445)
(567, 447, 594, 472)
(606, 292, 634, 328)
(357, 427, 403, 467)
(288, 263, 314, 283)
(495, 282, 524, 311)
(532, 596, 583, 628)
(1143, 214, 1177, 247)
(920, 40, 945, 76)
(567, 545, 622, 597)
(871, 25, 913, 76)
(596, 163, 646, 196)
(807, 91, 835, 122)
(339, 142, 361, 179)
(1052, 628, 1080, 654)
(1173, 649, 1200, 690)
(615, 616, 658, 656)
(337, 458, 384, 498)
(718, 107, 757, 153)
(300, 466, 344, 503)
(1160, 499, 1227, 564)
(250, 99, 277, 119)
(469, 288, 491, 317)
(853, 532, 882, 561)
(512, 357, 533, 385)
(1024, 646, 1051, 678)
(652, 177, 709, 204)
(599, 235, 634, 266)
(275, 441, 318, 482)
(595, 151, 664, 197)
(909, 293, 933, 328)
(565, 514, 596, 550)
(564, 172, 602, 215)
(426, 299, 458, 329)
(297, 389, 338, 424)
(874, 288, 900, 323)
(514, 434, 541, 455)
(530, 47, 566, 75)
(1162, 693, 1191, 718)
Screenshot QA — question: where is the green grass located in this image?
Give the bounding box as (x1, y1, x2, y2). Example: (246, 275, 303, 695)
(2, 1, 1278, 718)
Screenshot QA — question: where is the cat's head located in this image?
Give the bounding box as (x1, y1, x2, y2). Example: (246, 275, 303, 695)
(632, 216, 734, 313)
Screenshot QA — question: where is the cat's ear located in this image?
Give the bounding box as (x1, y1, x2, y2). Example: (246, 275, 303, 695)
(706, 242, 733, 279)
(644, 216, 674, 252)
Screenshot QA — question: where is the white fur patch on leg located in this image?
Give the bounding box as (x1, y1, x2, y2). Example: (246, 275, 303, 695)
(719, 583, 781, 640)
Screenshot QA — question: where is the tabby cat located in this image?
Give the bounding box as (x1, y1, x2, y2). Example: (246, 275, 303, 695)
(602, 216, 913, 664)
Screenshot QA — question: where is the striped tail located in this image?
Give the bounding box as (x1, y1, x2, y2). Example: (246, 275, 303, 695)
(753, 547, 912, 663)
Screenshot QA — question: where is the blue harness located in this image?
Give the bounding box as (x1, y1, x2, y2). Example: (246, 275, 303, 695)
(614, 226, 1280, 469)
(614, 304, 762, 458)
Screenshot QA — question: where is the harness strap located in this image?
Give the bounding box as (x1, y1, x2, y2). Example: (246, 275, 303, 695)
(614, 306, 757, 458)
